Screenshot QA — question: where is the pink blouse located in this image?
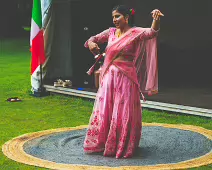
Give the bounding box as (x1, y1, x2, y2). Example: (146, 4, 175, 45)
(85, 27, 158, 60)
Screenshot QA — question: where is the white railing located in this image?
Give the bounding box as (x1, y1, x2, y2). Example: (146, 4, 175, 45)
(44, 85, 212, 118)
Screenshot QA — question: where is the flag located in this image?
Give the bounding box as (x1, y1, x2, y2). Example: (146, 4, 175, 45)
(30, 0, 46, 94)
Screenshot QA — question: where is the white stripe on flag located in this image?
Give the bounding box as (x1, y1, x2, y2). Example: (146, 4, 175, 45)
(31, 65, 46, 90)
(30, 19, 40, 46)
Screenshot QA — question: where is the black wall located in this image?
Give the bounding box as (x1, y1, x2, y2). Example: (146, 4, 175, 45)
(0, 0, 32, 38)
(132, 0, 212, 87)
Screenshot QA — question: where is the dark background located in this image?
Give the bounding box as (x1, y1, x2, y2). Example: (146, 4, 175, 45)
(0, 0, 32, 38)
(0, 0, 212, 89)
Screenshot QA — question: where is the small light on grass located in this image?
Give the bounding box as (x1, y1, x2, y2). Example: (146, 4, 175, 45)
(22, 26, 31, 31)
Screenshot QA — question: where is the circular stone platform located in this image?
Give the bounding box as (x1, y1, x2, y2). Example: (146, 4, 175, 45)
(2, 123, 212, 170)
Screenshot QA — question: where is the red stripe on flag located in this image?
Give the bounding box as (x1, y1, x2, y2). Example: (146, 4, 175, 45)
(31, 30, 46, 74)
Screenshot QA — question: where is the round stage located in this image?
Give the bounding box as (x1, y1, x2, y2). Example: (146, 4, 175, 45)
(2, 123, 212, 170)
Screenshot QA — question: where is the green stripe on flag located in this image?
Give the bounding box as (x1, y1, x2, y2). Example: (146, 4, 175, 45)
(32, 0, 42, 28)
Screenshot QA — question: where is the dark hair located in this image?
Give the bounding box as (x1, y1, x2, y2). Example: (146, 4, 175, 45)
(112, 5, 135, 26)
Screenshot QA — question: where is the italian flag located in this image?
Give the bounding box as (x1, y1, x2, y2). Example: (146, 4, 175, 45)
(30, 0, 46, 93)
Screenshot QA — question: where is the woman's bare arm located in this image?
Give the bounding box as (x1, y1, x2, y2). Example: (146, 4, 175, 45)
(151, 9, 164, 31)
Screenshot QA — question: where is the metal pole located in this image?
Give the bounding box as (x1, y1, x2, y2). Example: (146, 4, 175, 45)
(39, 62, 43, 95)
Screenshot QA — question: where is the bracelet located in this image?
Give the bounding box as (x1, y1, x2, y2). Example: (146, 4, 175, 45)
(153, 18, 160, 21)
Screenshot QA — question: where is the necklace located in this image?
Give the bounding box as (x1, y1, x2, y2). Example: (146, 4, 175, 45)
(117, 30, 125, 38)
(117, 31, 121, 38)
(117, 27, 131, 38)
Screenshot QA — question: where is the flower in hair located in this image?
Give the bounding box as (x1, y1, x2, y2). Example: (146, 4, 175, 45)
(130, 8, 135, 15)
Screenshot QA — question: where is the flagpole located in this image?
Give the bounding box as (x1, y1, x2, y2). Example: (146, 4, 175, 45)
(39, 29, 44, 96)
(39, 61, 43, 94)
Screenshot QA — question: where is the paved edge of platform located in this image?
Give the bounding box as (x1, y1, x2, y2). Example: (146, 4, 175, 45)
(2, 123, 212, 170)
(44, 85, 212, 118)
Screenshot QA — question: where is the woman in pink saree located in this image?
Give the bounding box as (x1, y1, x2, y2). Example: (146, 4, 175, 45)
(83, 5, 163, 158)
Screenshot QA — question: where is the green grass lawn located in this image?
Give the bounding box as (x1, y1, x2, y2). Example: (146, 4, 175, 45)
(0, 38, 211, 169)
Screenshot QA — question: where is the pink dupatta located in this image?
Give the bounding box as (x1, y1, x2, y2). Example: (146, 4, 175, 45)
(100, 27, 158, 96)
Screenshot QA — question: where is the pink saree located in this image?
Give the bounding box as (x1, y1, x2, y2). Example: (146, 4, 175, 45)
(84, 27, 158, 158)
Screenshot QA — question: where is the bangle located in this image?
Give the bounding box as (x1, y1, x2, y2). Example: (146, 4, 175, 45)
(153, 18, 160, 21)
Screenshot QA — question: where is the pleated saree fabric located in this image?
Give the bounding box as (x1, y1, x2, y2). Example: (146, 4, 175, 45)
(84, 27, 158, 158)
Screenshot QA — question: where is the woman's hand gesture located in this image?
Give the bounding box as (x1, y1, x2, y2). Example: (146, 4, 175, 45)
(151, 9, 164, 20)
(88, 41, 100, 55)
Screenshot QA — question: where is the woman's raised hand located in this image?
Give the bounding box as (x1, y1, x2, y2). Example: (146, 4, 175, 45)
(151, 9, 164, 20)
(88, 41, 100, 55)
